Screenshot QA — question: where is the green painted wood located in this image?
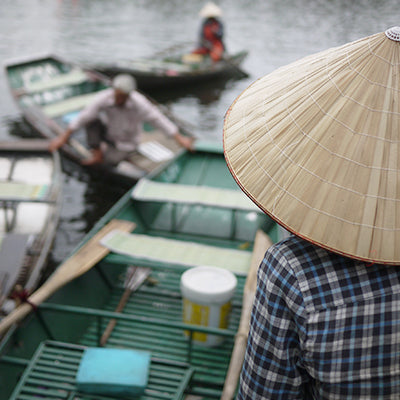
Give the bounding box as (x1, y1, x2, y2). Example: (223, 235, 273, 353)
(0, 142, 280, 400)
(0, 182, 49, 201)
(9, 341, 194, 400)
(101, 231, 253, 275)
(24, 69, 88, 93)
(42, 92, 102, 118)
(132, 178, 259, 211)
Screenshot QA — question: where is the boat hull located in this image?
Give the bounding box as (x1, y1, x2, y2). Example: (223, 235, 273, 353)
(96, 51, 249, 91)
(0, 139, 62, 315)
(0, 144, 283, 399)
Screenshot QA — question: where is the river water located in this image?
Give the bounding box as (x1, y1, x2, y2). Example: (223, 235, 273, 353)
(0, 0, 398, 268)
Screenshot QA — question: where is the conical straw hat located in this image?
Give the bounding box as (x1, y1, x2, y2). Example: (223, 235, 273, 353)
(223, 27, 400, 265)
(199, 2, 222, 18)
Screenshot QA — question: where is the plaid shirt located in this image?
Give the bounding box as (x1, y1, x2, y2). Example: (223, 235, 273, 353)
(238, 235, 400, 399)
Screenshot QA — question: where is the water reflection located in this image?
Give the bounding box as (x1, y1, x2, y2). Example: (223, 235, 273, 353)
(150, 72, 248, 105)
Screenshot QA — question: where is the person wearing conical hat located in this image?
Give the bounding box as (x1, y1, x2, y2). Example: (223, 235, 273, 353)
(223, 27, 400, 399)
(192, 2, 225, 62)
(49, 74, 193, 164)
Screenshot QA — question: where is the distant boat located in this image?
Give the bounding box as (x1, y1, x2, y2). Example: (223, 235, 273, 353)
(95, 50, 249, 91)
(0, 141, 283, 399)
(4, 54, 193, 184)
(0, 139, 62, 316)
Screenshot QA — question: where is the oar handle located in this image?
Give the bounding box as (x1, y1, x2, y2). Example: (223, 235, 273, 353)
(100, 287, 132, 347)
(100, 266, 150, 347)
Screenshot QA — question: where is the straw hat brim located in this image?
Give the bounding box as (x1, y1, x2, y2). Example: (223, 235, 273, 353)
(223, 29, 400, 265)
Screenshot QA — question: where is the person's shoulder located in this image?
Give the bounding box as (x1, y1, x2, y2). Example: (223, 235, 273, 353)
(267, 235, 315, 261)
(258, 236, 306, 300)
(263, 235, 336, 287)
(261, 236, 305, 277)
(130, 90, 146, 101)
(128, 90, 151, 106)
(93, 87, 114, 102)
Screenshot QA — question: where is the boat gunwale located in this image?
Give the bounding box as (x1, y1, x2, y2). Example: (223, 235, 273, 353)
(0, 139, 63, 302)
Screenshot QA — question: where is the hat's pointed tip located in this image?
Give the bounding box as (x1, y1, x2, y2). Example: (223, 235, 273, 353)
(385, 26, 400, 41)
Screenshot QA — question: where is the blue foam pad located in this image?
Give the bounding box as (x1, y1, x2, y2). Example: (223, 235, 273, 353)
(76, 347, 151, 397)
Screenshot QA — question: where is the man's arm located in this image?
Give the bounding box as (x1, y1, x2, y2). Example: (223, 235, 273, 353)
(48, 89, 110, 152)
(134, 92, 194, 151)
(238, 246, 309, 399)
(173, 131, 194, 151)
(48, 127, 74, 152)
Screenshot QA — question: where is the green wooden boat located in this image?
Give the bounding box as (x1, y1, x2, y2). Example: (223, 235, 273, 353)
(0, 139, 62, 317)
(0, 142, 284, 399)
(4, 54, 192, 184)
(95, 51, 249, 92)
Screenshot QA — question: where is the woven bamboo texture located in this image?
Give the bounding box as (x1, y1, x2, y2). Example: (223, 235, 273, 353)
(224, 29, 400, 264)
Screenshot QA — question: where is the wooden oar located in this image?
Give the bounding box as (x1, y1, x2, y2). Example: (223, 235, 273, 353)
(221, 229, 273, 400)
(100, 265, 151, 346)
(46, 117, 92, 159)
(0, 219, 135, 337)
(27, 106, 92, 159)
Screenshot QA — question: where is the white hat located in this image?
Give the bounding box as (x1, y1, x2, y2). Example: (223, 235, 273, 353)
(112, 74, 136, 94)
(224, 27, 400, 265)
(199, 2, 222, 18)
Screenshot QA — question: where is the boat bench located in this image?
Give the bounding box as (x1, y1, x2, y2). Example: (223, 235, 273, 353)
(131, 179, 260, 238)
(101, 230, 252, 275)
(0, 181, 49, 202)
(42, 92, 100, 118)
(7, 340, 194, 400)
(24, 69, 89, 94)
(131, 179, 259, 211)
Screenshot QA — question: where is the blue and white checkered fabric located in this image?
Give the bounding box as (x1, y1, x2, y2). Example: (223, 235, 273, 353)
(238, 235, 400, 399)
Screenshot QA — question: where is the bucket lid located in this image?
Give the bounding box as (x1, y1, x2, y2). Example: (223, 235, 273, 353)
(180, 266, 237, 304)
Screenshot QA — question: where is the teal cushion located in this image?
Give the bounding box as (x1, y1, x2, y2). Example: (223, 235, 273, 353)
(76, 347, 151, 398)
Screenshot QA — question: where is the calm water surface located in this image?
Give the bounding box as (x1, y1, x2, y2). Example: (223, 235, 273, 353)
(0, 0, 398, 268)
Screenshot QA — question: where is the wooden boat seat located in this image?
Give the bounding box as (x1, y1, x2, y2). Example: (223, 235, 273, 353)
(131, 178, 260, 212)
(101, 230, 253, 275)
(0, 181, 49, 202)
(42, 92, 100, 118)
(24, 69, 88, 94)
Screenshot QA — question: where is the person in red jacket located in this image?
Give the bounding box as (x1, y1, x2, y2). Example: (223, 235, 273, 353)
(192, 2, 225, 62)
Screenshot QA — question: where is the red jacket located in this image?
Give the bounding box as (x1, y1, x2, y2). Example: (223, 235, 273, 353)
(193, 18, 225, 61)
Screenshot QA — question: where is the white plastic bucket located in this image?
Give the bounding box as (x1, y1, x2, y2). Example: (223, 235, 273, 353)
(180, 266, 237, 347)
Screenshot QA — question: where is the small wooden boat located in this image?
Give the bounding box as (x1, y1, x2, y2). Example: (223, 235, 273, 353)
(95, 50, 249, 91)
(4, 54, 192, 184)
(0, 142, 284, 399)
(0, 139, 62, 316)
